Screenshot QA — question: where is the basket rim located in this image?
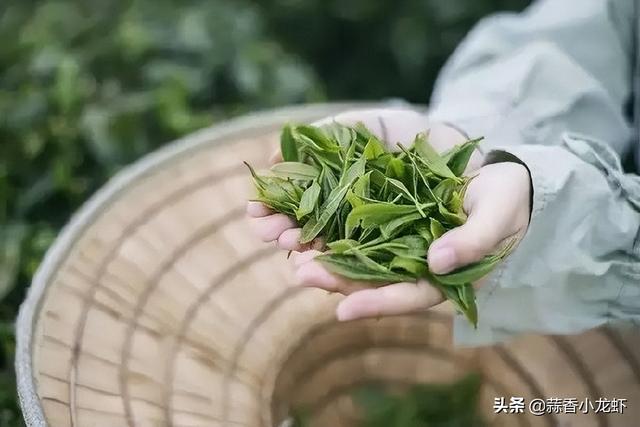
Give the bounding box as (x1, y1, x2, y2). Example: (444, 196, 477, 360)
(14, 101, 411, 426)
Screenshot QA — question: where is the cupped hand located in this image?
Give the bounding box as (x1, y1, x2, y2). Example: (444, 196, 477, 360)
(247, 108, 472, 251)
(246, 108, 531, 321)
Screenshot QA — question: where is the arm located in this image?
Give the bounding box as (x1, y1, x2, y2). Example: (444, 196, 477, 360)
(429, 0, 640, 344)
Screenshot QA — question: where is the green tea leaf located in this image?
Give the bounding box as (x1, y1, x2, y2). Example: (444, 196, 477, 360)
(416, 222, 434, 246)
(434, 237, 516, 286)
(321, 164, 339, 199)
(429, 218, 446, 239)
(433, 178, 456, 204)
(323, 122, 355, 149)
(447, 137, 483, 176)
(295, 180, 321, 219)
(354, 121, 378, 142)
(437, 202, 466, 226)
(434, 256, 501, 285)
(271, 162, 319, 181)
(297, 125, 340, 153)
(327, 239, 360, 253)
(351, 247, 391, 273)
(280, 124, 299, 162)
(363, 137, 386, 160)
(317, 254, 414, 283)
(339, 155, 366, 186)
(389, 256, 428, 276)
(385, 177, 415, 203)
(380, 212, 423, 238)
(346, 203, 419, 238)
(300, 184, 350, 243)
(385, 235, 428, 258)
(397, 143, 438, 202)
(428, 280, 475, 323)
(353, 171, 371, 199)
(448, 190, 464, 213)
(385, 157, 406, 179)
(244, 161, 267, 191)
(346, 189, 364, 208)
(413, 132, 457, 180)
(385, 177, 427, 217)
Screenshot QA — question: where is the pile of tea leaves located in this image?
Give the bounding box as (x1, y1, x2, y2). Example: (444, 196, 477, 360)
(247, 122, 512, 327)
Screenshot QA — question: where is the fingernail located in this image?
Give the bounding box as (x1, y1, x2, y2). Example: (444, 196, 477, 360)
(428, 246, 457, 274)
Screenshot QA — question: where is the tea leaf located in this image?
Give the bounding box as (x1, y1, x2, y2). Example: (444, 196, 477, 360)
(428, 280, 478, 327)
(280, 124, 299, 162)
(340, 155, 366, 186)
(385, 157, 406, 179)
(244, 161, 267, 191)
(351, 247, 392, 273)
(397, 143, 438, 202)
(327, 239, 360, 253)
(346, 203, 419, 238)
(414, 132, 458, 180)
(416, 222, 434, 245)
(434, 256, 500, 285)
(390, 256, 428, 276)
(296, 181, 321, 220)
(297, 125, 340, 153)
(447, 136, 483, 176)
(437, 202, 466, 226)
(433, 178, 456, 204)
(300, 184, 350, 243)
(353, 171, 371, 199)
(346, 189, 364, 208)
(271, 162, 319, 181)
(317, 254, 414, 283)
(385, 235, 428, 258)
(363, 137, 386, 160)
(429, 218, 446, 239)
(457, 284, 478, 327)
(321, 164, 339, 199)
(324, 122, 355, 149)
(380, 212, 423, 239)
(386, 177, 426, 217)
(434, 238, 516, 285)
(448, 190, 464, 213)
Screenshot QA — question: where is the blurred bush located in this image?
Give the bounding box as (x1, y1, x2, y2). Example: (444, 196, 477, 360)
(0, 0, 527, 423)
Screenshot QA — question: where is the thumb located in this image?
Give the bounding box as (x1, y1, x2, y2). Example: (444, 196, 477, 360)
(427, 202, 505, 275)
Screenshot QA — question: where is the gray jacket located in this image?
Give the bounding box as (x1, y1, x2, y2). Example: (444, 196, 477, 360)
(428, 0, 640, 345)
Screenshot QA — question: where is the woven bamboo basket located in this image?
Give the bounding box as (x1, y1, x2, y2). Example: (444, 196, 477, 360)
(15, 103, 640, 427)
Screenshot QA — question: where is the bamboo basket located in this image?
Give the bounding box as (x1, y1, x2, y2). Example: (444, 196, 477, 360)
(15, 103, 640, 427)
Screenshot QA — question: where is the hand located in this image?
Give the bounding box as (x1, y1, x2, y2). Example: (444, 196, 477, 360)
(247, 108, 531, 321)
(247, 108, 474, 250)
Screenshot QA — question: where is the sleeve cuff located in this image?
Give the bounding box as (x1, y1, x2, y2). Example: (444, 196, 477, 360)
(453, 137, 640, 346)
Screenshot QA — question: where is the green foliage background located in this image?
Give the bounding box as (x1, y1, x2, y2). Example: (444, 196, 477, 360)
(0, 0, 528, 424)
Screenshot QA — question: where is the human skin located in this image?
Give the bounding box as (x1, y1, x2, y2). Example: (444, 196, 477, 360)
(247, 108, 531, 321)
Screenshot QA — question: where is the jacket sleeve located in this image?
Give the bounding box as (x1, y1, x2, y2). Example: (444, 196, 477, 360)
(427, 0, 640, 345)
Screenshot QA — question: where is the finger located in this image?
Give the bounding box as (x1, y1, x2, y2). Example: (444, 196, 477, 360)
(246, 201, 273, 218)
(269, 150, 283, 165)
(291, 249, 323, 266)
(249, 214, 298, 242)
(335, 280, 444, 321)
(427, 198, 506, 275)
(276, 228, 305, 251)
(292, 255, 372, 295)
